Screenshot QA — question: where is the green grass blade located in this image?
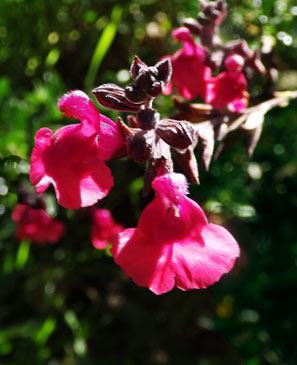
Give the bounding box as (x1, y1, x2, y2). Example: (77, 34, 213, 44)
(84, 6, 122, 91)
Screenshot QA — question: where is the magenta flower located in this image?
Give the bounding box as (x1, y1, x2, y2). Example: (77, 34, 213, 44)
(205, 54, 249, 112)
(12, 204, 65, 244)
(30, 90, 125, 209)
(111, 173, 240, 295)
(91, 208, 124, 249)
(163, 27, 212, 100)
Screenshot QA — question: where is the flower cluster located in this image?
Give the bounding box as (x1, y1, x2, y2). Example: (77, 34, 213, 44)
(165, 0, 265, 112)
(165, 26, 249, 112)
(28, 51, 240, 294)
(26, 0, 248, 295)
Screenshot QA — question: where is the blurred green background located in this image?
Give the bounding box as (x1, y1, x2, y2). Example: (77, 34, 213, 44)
(1, 0, 297, 364)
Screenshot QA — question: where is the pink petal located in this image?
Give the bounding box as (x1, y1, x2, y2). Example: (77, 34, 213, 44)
(30, 128, 54, 194)
(171, 51, 211, 100)
(91, 208, 124, 250)
(172, 27, 192, 42)
(58, 90, 101, 136)
(152, 172, 189, 201)
(98, 115, 126, 160)
(165, 29, 211, 100)
(163, 81, 173, 96)
(92, 238, 110, 249)
(172, 223, 240, 291)
(54, 157, 113, 209)
(58, 91, 125, 160)
(205, 71, 249, 112)
(111, 228, 175, 295)
(30, 123, 113, 209)
(172, 27, 205, 57)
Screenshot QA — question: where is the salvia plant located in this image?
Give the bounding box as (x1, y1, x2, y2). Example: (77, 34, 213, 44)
(14, 0, 297, 295)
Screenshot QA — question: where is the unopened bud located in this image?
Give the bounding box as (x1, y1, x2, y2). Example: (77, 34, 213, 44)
(199, 0, 208, 12)
(197, 16, 212, 27)
(155, 58, 173, 86)
(247, 50, 266, 75)
(226, 40, 253, 59)
(126, 131, 153, 163)
(156, 119, 195, 150)
(130, 56, 148, 80)
(147, 81, 163, 97)
(137, 109, 159, 130)
(217, 0, 226, 12)
(204, 7, 220, 19)
(135, 71, 151, 89)
(148, 66, 159, 78)
(92, 84, 140, 112)
(125, 85, 148, 104)
(183, 18, 202, 36)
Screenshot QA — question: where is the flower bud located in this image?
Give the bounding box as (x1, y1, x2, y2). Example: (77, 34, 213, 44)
(183, 18, 202, 36)
(147, 81, 164, 97)
(92, 84, 140, 112)
(226, 40, 253, 59)
(130, 56, 148, 80)
(204, 7, 220, 20)
(156, 119, 196, 150)
(126, 131, 153, 163)
(217, 0, 226, 12)
(199, 0, 208, 12)
(125, 85, 148, 104)
(197, 16, 212, 27)
(135, 71, 151, 89)
(148, 66, 159, 78)
(155, 58, 173, 86)
(246, 50, 266, 75)
(137, 109, 160, 130)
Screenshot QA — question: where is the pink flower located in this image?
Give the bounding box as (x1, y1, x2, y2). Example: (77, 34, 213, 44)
(111, 173, 239, 295)
(205, 54, 249, 112)
(91, 208, 124, 249)
(11, 204, 65, 244)
(30, 90, 125, 209)
(163, 27, 212, 100)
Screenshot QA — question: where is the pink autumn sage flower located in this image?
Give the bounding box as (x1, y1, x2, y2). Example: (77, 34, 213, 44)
(111, 172, 240, 295)
(163, 27, 212, 100)
(91, 208, 124, 249)
(12, 204, 65, 244)
(30, 90, 125, 209)
(205, 54, 249, 112)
